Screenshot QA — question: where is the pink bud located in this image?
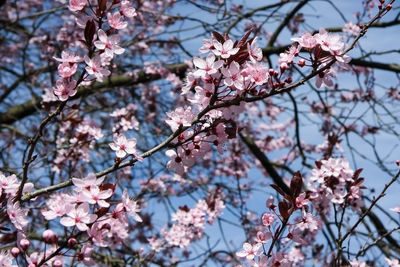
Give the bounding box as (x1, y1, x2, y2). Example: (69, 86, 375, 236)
(297, 59, 305, 67)
(396, 160, 399, 166)
(386, 4, 392, 10)
(43, 229, 58, 244)
(68, 238, 77, 248)
(53, 259, 63, 267)
(11, 247, 20, 258)
(269, 68, 275, 75)
(19, 239, 30, 251)
(285, 77, 292, 84)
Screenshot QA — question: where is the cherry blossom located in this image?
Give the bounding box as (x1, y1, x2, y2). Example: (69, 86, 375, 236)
(192, 53, 223, 77)
(53, 79, 77, 101)
(343, 21, 361, 36)
(121, 0, 137, 18)
(72, 173, 105, 192)
(94, 29, 125, 58)
(109, 134, 138, 158)
(7, 200, 28, 231)
(390, 206, 400, 213)
(53, 51, 82, 63)
(236, 242, 262, 260)
(0, 250, 17, 267)
(58, 62, 77, 78)
(60, 203, 97, 231)
(42, 193, 74, 220)
(0, 173, 19, 195)
(81, 185, 113, 207)
(107, 12, 128, 30)
(165, 106, 194, 131)
(221, 61, 244, 89)
(84, 55, 111, 82)
(69, 0, 87, 12)
(212, 39, 239, 59)
(116, 189, 142, 222)
(247, 37, 263, 62)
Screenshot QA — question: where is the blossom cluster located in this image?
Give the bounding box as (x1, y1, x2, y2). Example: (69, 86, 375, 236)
(164, 32, 273, 176)
(149, 193, 225, 250)
(38, 173, 142, 265)
(52, 0, 136, 101)
(307, 158, 364, 214)
(236, 192, 322, 266)
(280, 28, 351, 88)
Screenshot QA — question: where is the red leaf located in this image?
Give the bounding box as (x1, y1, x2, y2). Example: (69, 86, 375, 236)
(212, 31, 225, 43)
(84, 19, 96, 48)
(278, 201, 290, 220)
(290, 171, 303, 199)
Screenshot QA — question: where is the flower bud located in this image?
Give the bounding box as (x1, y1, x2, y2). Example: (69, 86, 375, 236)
(19, 238, 30, 251)
(269, 68, 275, 75)
(53, 259, 63, 267)
(43, 229, 58, 244)
(11, 247, 20, 258)
(297, 59, 305, 67)
(68, 238, 77, 248)
(386, 4, 392, 10)
(285, 77, 292, 84)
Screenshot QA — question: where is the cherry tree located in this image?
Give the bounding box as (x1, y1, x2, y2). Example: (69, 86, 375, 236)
(0, 0, 400, 266)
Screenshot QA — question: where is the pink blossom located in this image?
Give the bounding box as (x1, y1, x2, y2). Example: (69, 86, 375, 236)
(199, 37, 214, 54)
(236, 242, 262, 260)
(291, 32, 316, 49)
(315, 67, 335, 88)
(94, 29, 125, 58)
(192, 53, 223, 77)
(261, 213, 274, 227)
(72, 173, 105, 192)
(242, 62, 269, 85)
(165, 106, 194, 131)
(81, 185, 113, 207)
(53, 51, 82, 63)
(390, 206, 400, 213)
(69, 0, 87, 12)
(53, 79, 77, 101)
(107, 12, 128, 30)
(60, 203, 97, 231)
(350, 259, 367, 267)
(165, 149, 185, 175)
(315, 28, 344, 54)
(343, 21, 361, 36)
(109, 134, 138, 158)
(116, 189, 142, 222)
(42, 193, 74, 220)
(386, 258, 400, 267)
(0, 173, 19, 195)
(221, 61, 244, 90)
(58, 62, 77, 78)
(77, 244, 96, 266)
(295, 192, 309, 208)
(121, 0, 137, 18)
(247, 37, 263, 62)
(256, 231, 272, 243)
(7, 200, 28, 231)
(84, 55, 111, 82)
(212, 39, 239, 59)
(0, 250, 17, 267)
